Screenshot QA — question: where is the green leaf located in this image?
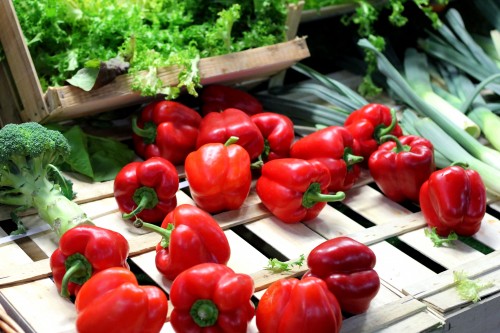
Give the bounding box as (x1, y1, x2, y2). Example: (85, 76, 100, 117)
(424, 227, 458, 247)
(453, 270, 494, 303)
(43, 124, 134, 182)
(66, 67, 100, 92)
(87, 135, 135, 182)
(60, 126, 94, 179)
(265, 254, 305, 273)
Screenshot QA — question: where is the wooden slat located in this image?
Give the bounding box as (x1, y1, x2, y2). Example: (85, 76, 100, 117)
(403, 250, 500, 300)
(44, 37, 310, 123)
(0, 0, 48, 122)
(340, 296, 442, 333)
(0, 61, 23, 126)
(422, 268, 500, 313)
(0, 279, 75, 333)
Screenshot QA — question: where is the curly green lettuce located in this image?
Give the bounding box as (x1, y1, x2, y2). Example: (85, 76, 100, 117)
(11, 0, 289, 98)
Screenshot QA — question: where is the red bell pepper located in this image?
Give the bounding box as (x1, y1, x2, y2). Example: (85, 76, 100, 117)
(132, 100, 202, 165)
(200, 84, 263, 116)
(368, 135, 435, 203)
(169, 263, 255, 332)
(256, 276, 342, 333)
(185, 137, 252, 213)
(50, 225, 130, 298)
(75, 267, 168, 333)
(344, 103, 403, 162)
(256, 158, 346, 224)
(290, 126, 363, 192)
(133, 204, 231, 281)
(303, 236, 380, 314)
(419, 163, 487, 237)
(196, 108, 265, 161)
(250, 112, 295, 162)
(114, 157, 179, 224)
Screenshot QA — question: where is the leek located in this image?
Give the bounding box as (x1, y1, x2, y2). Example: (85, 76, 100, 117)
(472, 0, 500, 31)
(403, 48, 480, 138)
(358, 38, 500, 170)
(258, 63, 371, 128)
(291, 63, 369, 107)
(402, 110, 500, 196)
(418, 8, 500, 95)
(431, 62, 500, 151)
(257, 93, 347, 127)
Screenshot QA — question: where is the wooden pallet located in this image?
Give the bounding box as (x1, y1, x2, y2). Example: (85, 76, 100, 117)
(1, 162, 499, 333)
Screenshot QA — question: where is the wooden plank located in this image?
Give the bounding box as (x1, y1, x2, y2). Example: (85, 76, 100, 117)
(422, 268, 500, 313)
(402, 251, 500, 299)
(44, 38, 310, 123)
(0, 61, 23, 126)
(369, 241, 436, 293)
(473, 212, 500, 250)
(0, 279, 76, 333)
(398, 229, 485, 269)
(0, 0, 48, 122)
(300, 0, 387, 23)
(340, 295, 441, 333)
(343, 185, 413, 223)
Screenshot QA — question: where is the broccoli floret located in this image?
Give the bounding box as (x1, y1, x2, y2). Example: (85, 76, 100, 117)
(0, 122, 93, 237)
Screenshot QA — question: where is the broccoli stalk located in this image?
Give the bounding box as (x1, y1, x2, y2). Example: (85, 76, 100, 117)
(0, 122, 93, 237)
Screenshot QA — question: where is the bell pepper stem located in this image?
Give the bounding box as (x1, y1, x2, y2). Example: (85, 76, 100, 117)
(133, 220, 173, 248)
(302, 183, 345, 208)
(344, 148, 364, 167)
(122, 186, 159, 219)
(224, 136, 239, 146)
(379, 135, 411, 153)
(190, 299, 219, 327)
(374, 108, 398, 140)
(131, 116, 157, 144)
(61, 253, 93, 298)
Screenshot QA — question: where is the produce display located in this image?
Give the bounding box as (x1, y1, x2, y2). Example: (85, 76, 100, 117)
(1, 1, 500, 333)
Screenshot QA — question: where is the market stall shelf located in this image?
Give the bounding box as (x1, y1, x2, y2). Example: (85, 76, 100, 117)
(1, 165, 499, 333)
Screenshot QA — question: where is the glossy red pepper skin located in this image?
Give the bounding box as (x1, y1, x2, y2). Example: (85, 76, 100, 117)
(290, 126, 363, 192)
(132, 100, 202, 165)
(256, 158, 345, 224)
(50, 225, 130, 298)
(114, 157, 179, 223)
(75, 267, 168, 333)
(196, 108, 265, 161)
(185, 138, 252, 213)
(368, 135, 435, 203)
(200, 84, 263, 116)
(170, 263, 255, 333)
(135, 204, 231, 281)
(250, 112, 295, 161)
(419, 164, 486, 237)
(303, 236, 380, 314)
(344, 103, 403, 162)
(256, 277, 342, 333)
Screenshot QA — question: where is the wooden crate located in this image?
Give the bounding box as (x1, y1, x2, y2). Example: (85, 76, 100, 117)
(1, 161, 499, 332)
(0, 1, 308, 125)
